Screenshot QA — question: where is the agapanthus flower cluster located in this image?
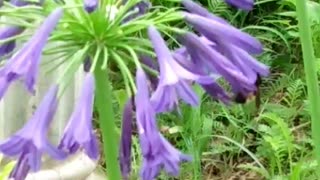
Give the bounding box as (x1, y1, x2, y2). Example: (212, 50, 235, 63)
(0, 3, 98, 180)
(119, 0, 268, 179)
(0, 0, 267, 179)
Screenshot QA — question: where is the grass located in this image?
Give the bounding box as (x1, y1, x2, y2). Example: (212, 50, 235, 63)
(92, 0, 320, 179)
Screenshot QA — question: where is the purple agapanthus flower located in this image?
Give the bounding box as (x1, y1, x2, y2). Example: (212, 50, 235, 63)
(135, 68, 191, 180)
(83, 0, 98, 13)
(180, 32, 257, 96)
(182, 12, 262, 54)
(140, 55, 159, 91)
(0, 85, 67, 180)
(0, 0, 45, 57)
(214, 40, 269, 84)
(181, 0, 229, 25)
(172, 50, 231, 104)
(0, 8, 63, 99)
(58, 73, 99, 160)
(0, 26, 24, 57)
(10, 0, 44, 6)
(119, 99, 134, 180)
(178, 0, 269, 102)
(148, 26, 213, 113)
(225, 0, 254, 11)
(201, 82, 231, 104)
(181, 33, 268, 99)
(123, 0, 151, 22)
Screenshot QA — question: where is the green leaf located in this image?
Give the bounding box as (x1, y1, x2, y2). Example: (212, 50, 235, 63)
(114, 89, 128, 113)
(0, 161, 16, 180)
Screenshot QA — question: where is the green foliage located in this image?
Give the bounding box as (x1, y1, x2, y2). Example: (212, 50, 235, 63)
(121, 0, 319, 179)
(0, 154, 15, 180)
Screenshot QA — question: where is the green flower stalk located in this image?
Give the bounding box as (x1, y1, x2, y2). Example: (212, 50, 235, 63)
(296, 0, 320, 175)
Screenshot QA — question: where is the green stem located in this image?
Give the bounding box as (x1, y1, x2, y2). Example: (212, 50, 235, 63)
(94, 66, 121, 180)
(296, 0, 320, 174)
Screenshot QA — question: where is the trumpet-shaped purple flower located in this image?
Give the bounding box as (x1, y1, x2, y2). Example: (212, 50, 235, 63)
(135, 68, 191, 180)
(58, 73, 99, 160)
(193, 35, 268, 98)
(181, 0, 229, 25)
(0, 26, 24, 57)
(140, 55, 159, 91)
(182, 12, 262, 54)
(119, 99, 134, 180)
(180, 32, 257, 95)
(172, 51, 231, 104)
(0, 0, 42, 57)
(225, 0, 254, 10)
(0, 85, 67, 180)
(215, 41, 269, 83)
(201, 82, 231, 104)
(148, 26, 213, 113)
(180, 1, 266, 95)
(0, 8, 63, 99)
(83, 0, 98, 13)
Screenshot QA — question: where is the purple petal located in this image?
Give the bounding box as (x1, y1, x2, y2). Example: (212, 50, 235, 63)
(135, 68, 192, 180)
(58, 73, 99, 160)
(201, 83, 231, 104)
(119, 99, 134, 178)
(0, 85, 66, 177)
(0, 26, 24, 57)
(183, 13, 263, 54)
(0, 8, 63, 99)
(83, 0, 98, 13)
(225, 0, 254, 10)
(176, 81, 199, 106)
(9, 152, 30, 180)
(181, 33, 254, 87)
(122, 0, 151, 22)
(10, 0, 44, 6)
(181, 0, 229, 25)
